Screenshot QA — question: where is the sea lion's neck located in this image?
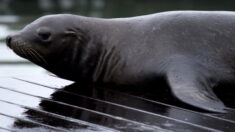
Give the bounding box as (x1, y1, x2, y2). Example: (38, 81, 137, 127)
(71, 16, 126, 83)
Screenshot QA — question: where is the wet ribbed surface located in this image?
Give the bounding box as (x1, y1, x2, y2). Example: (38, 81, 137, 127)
(0, 75, 234, 132)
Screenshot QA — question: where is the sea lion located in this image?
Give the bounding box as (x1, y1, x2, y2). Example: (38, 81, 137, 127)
(6, 11, 235, 112)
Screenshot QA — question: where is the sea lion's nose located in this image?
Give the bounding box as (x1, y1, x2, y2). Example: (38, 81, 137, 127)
(6, 36, 12, 48)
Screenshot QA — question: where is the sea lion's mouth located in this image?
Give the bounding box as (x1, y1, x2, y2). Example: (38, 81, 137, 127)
(8, 40, 49, 66)
(9, 39, 30, 57)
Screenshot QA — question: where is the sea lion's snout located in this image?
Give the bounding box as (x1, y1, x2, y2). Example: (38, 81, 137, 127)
(6, 35, 12, 48)
(5, 34, 21, 49)
(6, 33, 20, 48)
(5, 32, 28, 49)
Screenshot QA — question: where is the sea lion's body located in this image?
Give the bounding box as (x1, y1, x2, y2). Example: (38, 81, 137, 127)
(90, 12, 235, 85)
(6, 11, 235, 112)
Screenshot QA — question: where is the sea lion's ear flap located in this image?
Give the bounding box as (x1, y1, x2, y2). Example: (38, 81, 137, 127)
(64, 29, 85, 42)
(64, 30, 77, 37)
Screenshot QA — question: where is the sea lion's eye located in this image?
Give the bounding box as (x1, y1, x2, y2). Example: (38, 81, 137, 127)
(37, 27, 51, 42)
(38, 32, 51, 41)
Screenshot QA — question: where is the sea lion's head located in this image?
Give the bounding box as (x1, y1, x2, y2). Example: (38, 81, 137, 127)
(6, 14, 95, 80)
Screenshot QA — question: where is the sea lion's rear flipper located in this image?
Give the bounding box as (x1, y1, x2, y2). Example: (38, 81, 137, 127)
(166, 56, 226, 113)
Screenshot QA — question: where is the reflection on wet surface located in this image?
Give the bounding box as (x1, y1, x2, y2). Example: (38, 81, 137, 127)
(0, 76, 234, 132)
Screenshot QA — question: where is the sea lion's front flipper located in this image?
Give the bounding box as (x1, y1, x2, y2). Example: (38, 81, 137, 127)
(166, 56, 226, 113)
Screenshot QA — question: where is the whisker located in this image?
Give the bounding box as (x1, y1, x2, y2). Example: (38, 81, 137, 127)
(12, 42, 18, 53)
(10, 40, 49, 67)
(26, 49, 37, 62)
(28, 49, 41, 63)
(16, 44, 25, 55)
(24, 47, 36, 62)
(20, 46, 28, 56)
(30, 48, 49, 66)
(27, 48, 49, 66)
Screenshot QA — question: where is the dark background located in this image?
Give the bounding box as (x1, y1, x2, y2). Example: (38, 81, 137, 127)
(1, 0, 235, 17)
